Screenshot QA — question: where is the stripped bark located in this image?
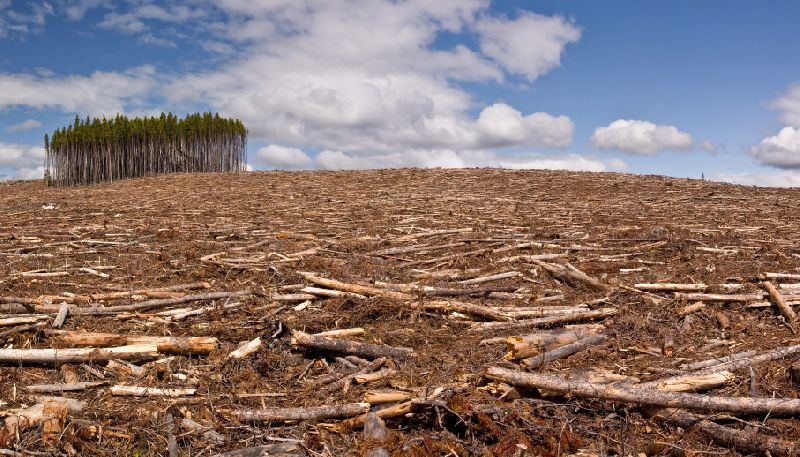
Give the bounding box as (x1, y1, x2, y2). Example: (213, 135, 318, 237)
(521, 335, 607, 368)
(469, 308, 617, 333)
(110, 386, 196, 397)
(298, 272, 412, 300)
(45, 330, 219, 354)
(0, 343, 159, 365)
(234, 403, 369, 422)
(0, 397, 85, 447)
(292, 330, 414, 360)
(505, 325, 604, 360)
(762, 280, 797, 322)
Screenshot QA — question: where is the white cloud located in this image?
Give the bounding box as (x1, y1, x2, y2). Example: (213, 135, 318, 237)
(99, 4, 205, 34)
(590, 119, 693, 155)
(252, 144, 312, 169)
(0, 65, 157, 115)
(0, 141, 45, 179)
(712, 170, 800, 188)
(750, 126, 800, 169)
(0, 1, 53, 38)
(14, 165, 44, 180)
(475, 11, 580, 81)
(699, 139, 718, 153)
(771, 83, 800, 127)
(4, 119, 42, 132)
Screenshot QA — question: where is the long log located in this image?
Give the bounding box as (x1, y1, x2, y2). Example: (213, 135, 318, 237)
(679, 350, 759, 372)
(25, 381, 107, 393)
(674, 292, 765, 302)
(485, 367, 800, 415)
(522, 335, 607, 368)
(336, 401, 412, 431)
(531, 260, 605, 291)
(298, 272, 412, 300)
(653, 409, 799, 457)
(634, 283, 707, 292)
(110, 386, 196, 397)
(45, 330, 219, 354)
(420, 301, 512, 322)
(0, 343, 159, 365)
(234, 403, 369, 422)
(459, 271, 520, 285)
(292, 330, 414, 360)
(505, 325, 603, 360)
(469, 308, 617, 333)
(78, 290, 250, 315)
(762, 281, 797, 322)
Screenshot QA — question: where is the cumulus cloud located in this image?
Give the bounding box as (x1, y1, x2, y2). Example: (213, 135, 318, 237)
(749, 126, 800, 169)
(0, 65, 158, 115)
(590, 119, 693, 155)
(0, 141, 45, 179)
(475, 11, 581, 81)
(771, 84, 800, 127)
(0, 1, 53, 38)
(252, 145, 312, 169)
(4, 118, 42, 132)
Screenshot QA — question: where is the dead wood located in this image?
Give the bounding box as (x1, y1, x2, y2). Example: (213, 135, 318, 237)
(0, 343, 159, 365)
(420, 300, 512, 321)
(234, 403, 369, 422)
(521, 334, 607, 368)
(505, 325, 604, 360)
(210, 443, 304, 457)
(291, 330, 414, 360)
(25, 381, 107, 393)
(531, 260, 605, 290)
(110, 386, 196, 397)
(485, 367, 800, 415)
(762, 280, 798, 322)
(363, 412, 390, 457)
(45, 330, 219, 354)
(469, 307, 617, 333)
(0, 397, 85, 447)
(298, 272, 412, 300)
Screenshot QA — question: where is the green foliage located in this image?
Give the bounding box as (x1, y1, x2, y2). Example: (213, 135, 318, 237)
(45, 112, 248, 186)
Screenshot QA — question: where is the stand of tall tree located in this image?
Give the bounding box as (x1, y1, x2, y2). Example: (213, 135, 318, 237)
(44, 112, 247, 186)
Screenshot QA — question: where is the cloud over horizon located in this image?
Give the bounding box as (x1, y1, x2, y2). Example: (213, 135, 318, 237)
(590, 119, 693, 155)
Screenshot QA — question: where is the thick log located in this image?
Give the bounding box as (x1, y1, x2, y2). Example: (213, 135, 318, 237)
(235, 403, 369, 422)
(531, 260, 605, 291)
(522, 335, 607, 368)
(645, 371, 735, 392)
(301, 286, 367, 300)
(764, 272, 800, 281)
(459, 271, 520, 285)
(298, 272, 412, 300)
(364, 389, 413, 404)
(0, 397, 85, 447)
(180, 417, 226, 445)
(762, 281, 797, 322)
(679, 350, 759, 371)
(485, 367, 800, 415)
(364, 412, 389, 457)
(25, 381, 107, 393)
(110, 386, 196, 397)
(505, 325, 604, 360)
(337, 401, 412, 431)
(674, 292, 765, 302)
(292, 330, 414, 360)
(634, 283, 707, 292)
(653, 409, 799, 457)
(314, 328, 366, 338)
(469, 308, 617, 333)
(228, 337, 262, 359)
(52, 303, 69, 328)
(354, 368, 396, 384)
(0, 343, 159, 365)
(78, 290, 250, 315)
(0, 315, 48, 327)
(210, 443, 303, 457)
(45, 330, 219, 355)
(420, 300, 512, 322)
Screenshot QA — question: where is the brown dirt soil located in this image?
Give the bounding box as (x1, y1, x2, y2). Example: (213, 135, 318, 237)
(1, 169, 799, 456)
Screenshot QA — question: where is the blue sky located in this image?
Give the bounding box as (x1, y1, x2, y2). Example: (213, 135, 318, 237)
(2, 1, 800, 185)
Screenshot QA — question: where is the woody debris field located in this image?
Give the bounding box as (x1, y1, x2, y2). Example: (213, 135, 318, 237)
(1, 168, 799, 456)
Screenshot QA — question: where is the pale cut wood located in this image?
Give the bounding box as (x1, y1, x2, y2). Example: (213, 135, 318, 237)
(45, 330, 219, 354)
(765, 272, 800, 281)
(41, 401, 68, 445)
(680, 350, 759, 371)
(25, 381, 106, 393)
(458, 271, 520, 285)
(486, 367, 800, 415)
(678, 301, 705, 316)
(674, 292, 765, 302)
(336, 401, 412, 431)
(298, 272, 412, 300)
(531, 260, 605, 291)
(372, 241, 465, 256)
(235, 403, 369, 422)
(364, 389, 413, 404)
(0, 396, 85, 447)
(228, 337, 262, 359)
(314, 328, 366, 338)
(634, 283, 707, 292)
(301, 286, 367, 300)
(762, 280, 797, 322)
(505, 325, 603, 360)
(354, 368, 396, 384)
(647, 371, 735, 392)
(110, 386, 196, 397)
(0, 343, 159, 365)
(52, 303, 69, 328)
(292, 330, 414, 360)
(76, 290, 250, 315)
(0, 315, 48, 327)
(469, 308, 617, 333)
(180, 417, 226, 445)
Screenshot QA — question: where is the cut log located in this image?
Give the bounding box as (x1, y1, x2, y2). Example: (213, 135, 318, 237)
(762, 280, 797, 322)
(674, 292, 765, 302)
(469, 308, 617, 333)
(180, 417, 226, 445)
(298, 272, 412, 300)
(228, 337, 262, 359)
(458, 271, 520, 285)
(79, 290, 250, 315)
(336, 401, 412, 431)
(644, 371, 735, 392)
(291, 330, 414, 360)
(764, 272, 800, 281)
(652, 408, 799, 457)
(678, 301, 705, 316)
(505, 325, 604, 360)
(354, 368, 396, 384)
(210, 442, 303, 457)
(25, 381, 107, 393)
(635, 283, 708, 292)
(314, 328, 366, 338)
(0, 343, 159, 365)
(301, 286, 367, 300)
(52, 303, 69, 328)
(364, 389, 413, 404)
(420, 300, 512, 322)
(41, 401, 68, 445)
(234, 403, 369, 422)
(531, 260, 605, 291)
(0, 315, 48, 327)
(522, 335, 607, 368)
(364, 412, 389, 457)
(45, 330, 219, 354)
(110, 386, 196, 397)
(679, 350, 759, 371)
(485, 367, 800, 415)
(0, 397, 85, 447)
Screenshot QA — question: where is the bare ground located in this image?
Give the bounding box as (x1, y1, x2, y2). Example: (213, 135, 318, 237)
(1, 169, 799, 456)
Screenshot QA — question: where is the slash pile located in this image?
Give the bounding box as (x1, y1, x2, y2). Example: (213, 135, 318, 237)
(1, 169, 799, 456)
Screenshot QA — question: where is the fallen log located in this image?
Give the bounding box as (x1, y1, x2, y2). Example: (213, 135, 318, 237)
(644, 371, 735, 392)
(292, 330, 414, 360)
(298, 272, 412, 300)
(364, 412, 389, 457)
(459, 271, 520, 285)
(45, 330, 219, 354)
(314, 328, 366, 338)
(234, 403, 369, 422)
(336, 401, 412, 431)
(52, 303, 69, 328)
(469, 308, 617, 333)
(180, 417, 226, 445)
(301, 286, 367, 300)
(505, 325, 604, 360)
(0, 397, 85, 447)
(41, 401, 68, 445)
(652, 408, 799, 457)
(531, 260, 605, 291)
(0, 315, 48, 327)
(110, 386, 196, 397)
(634, 283, 707, 292)
(679, 350, 759, 372)
(228, 337, 262, 359)
(674, 292, 765, 303)
(485, 367, 800, 415)
(210, 442, 303, 457)
(25, 381, 107, 393)
(78, 290, 251, 315)
(762, 280, 797, 322)
(522, 335, 607, 368)
(0, 343, 159, 365)
(420, 300, 512, 322)
(364, 389, 413, 404)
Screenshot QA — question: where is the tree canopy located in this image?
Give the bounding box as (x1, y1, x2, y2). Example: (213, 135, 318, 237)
(45, 112, 247, 186)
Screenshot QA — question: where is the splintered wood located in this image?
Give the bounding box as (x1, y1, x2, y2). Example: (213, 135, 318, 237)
(2, 169, 800, 456)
